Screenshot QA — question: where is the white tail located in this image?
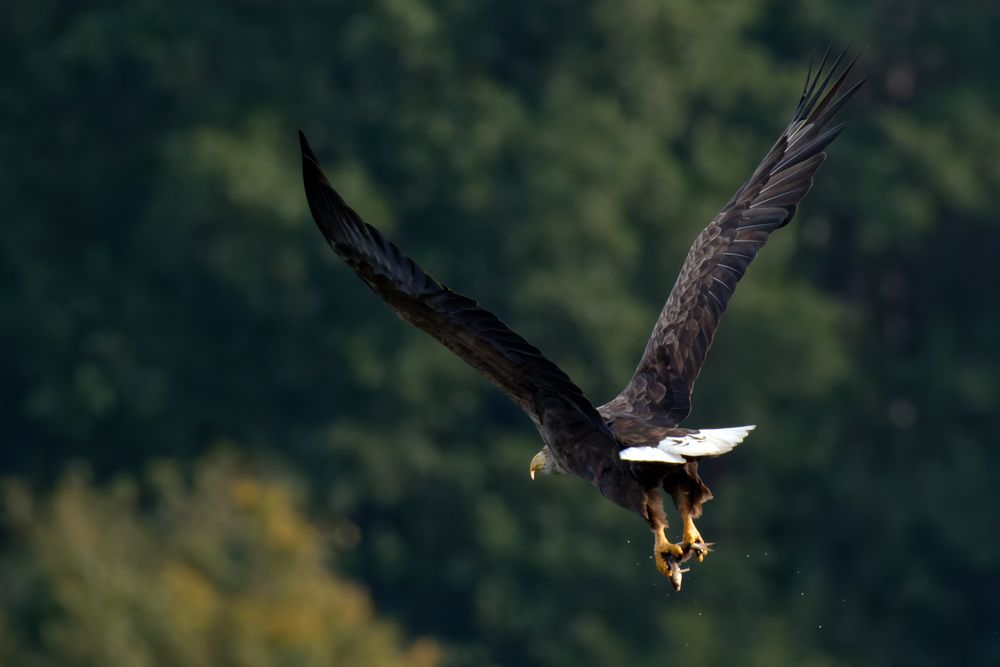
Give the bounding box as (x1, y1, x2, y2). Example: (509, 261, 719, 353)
(619, 425, 756, 464)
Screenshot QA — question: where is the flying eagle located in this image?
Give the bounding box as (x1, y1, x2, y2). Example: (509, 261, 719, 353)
(300, 51, 864, 590)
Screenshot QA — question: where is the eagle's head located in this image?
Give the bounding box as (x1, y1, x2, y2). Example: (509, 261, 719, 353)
(529, 446, 565, 480)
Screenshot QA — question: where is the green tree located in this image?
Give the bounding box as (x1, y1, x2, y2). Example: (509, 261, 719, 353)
(1, 0, 998, 665)
(0, 453, 439, 667)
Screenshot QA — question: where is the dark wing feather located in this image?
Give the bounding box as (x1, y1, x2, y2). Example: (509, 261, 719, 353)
(600, 51, 866, 437)
(300, 131, 607, 433)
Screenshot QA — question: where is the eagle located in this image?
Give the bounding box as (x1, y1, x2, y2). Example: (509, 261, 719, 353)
(300, 51, 864, 590)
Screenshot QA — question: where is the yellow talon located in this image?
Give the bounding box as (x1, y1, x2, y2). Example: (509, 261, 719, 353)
(653, 528, 689, 589)
(654, 529, 684, 558)
(682, 514, 710, 562)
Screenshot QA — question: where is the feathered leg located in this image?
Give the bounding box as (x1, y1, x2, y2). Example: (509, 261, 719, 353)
(672, 490, 712, 562)
(669, 463, 714, 563)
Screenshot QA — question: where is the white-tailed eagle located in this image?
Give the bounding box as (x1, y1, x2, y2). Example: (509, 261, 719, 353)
(300, 51, 864, 590)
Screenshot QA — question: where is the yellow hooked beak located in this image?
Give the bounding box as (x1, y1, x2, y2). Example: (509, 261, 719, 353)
(529, 451, 546, 481)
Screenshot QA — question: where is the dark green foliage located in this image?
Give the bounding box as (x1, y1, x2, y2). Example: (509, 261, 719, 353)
(1, 1, 998, 665)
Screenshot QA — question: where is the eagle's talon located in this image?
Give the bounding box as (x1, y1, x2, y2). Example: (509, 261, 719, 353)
(686, 540, 712, 562)
(663, 543, 685, 559)
(653, 538, 691, 591)
(654, 537, 688, 587)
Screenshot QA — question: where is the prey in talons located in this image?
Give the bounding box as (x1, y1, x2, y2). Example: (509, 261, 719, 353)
(653, 527, 713, 591)
(653, 528, 689, 591)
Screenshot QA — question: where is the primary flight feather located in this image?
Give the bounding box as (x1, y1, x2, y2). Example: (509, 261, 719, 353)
(300, 50, 864, 590)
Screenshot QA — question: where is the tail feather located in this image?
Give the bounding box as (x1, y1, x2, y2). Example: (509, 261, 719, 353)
(619, 425, 755, 463)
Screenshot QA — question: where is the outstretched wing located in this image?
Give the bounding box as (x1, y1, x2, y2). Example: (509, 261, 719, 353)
(300, 131, 608, 435)
(601, 51, 865, 436)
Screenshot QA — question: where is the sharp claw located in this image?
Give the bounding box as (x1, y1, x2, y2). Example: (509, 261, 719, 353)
(656, 537, 715, 589)
(677, 539, 713, 563)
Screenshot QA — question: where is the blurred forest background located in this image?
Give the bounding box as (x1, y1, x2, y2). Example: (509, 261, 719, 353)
(2, 1, 999, 665)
